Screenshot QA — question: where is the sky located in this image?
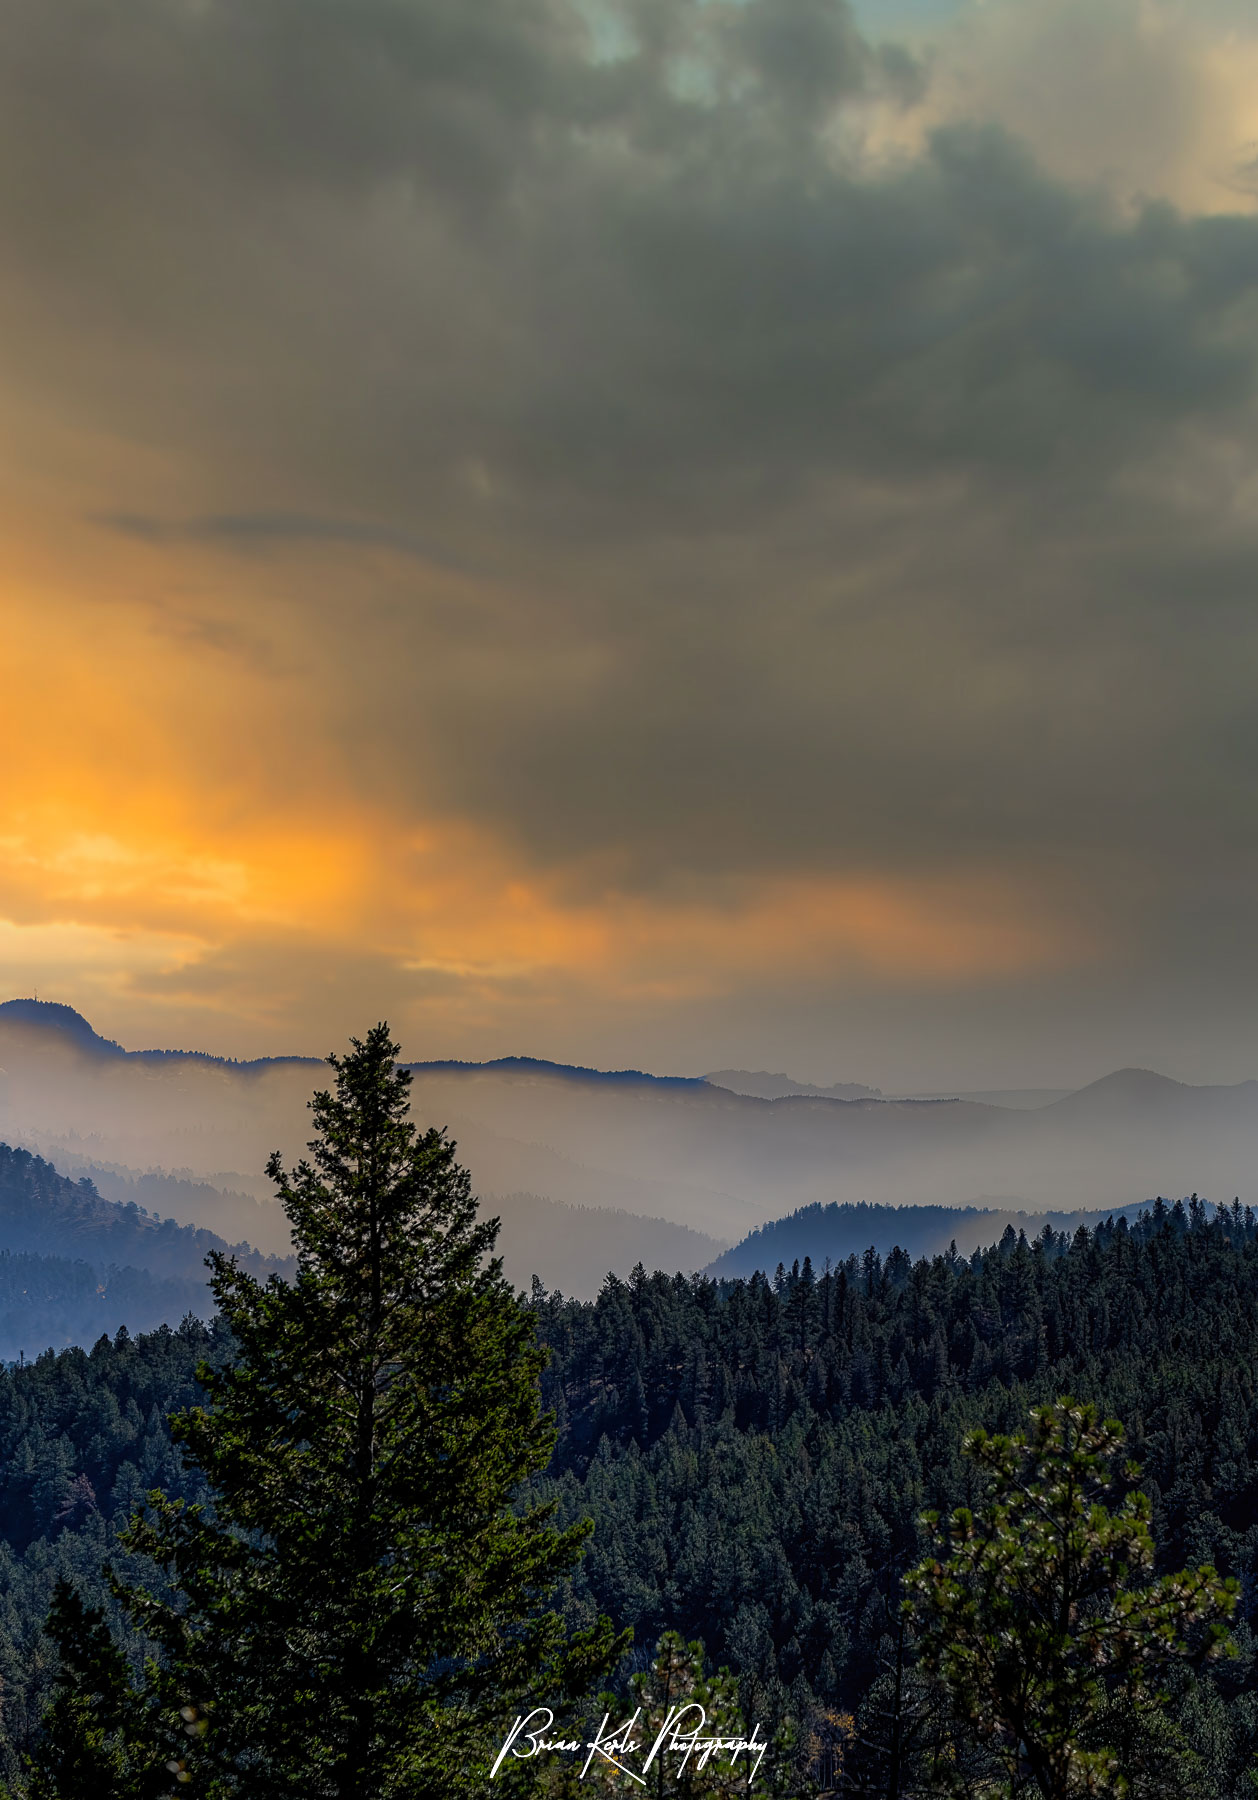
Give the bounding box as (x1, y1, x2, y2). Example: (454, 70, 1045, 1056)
(3, 0, 1258, 1090)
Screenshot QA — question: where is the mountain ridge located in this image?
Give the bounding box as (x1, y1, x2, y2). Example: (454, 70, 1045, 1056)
(704, 1068, 883, 1101)
(0, 1002, 710, 1088)
(6, 1001, 1258, 1264)
(0, 1143, 287, 1284)
(703, 1197, 1170, 1279)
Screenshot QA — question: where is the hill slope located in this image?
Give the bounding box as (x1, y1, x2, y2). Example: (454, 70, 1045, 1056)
(703, 1197, 1153, 1278)
(0, 1146, 284, 1284)
(0, 1143, 292, 1357)
(492, 1191, 722, 1297)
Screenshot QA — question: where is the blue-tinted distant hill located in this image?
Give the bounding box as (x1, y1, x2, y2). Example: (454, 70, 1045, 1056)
(0, 1000, 126, 1056)
(0, 1250, 214, 1363)
(704, 1198, 1156, 1279)
(0, 1143, 293, 1357)
(405, 1055, 707, 1088)
(0, 998, 321, 1073)
(0, 1145, 286, 1283)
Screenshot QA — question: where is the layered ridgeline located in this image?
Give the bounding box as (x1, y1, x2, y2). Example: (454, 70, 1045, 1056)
(6, 999, 1258, 1318)
(0, 1146, 291, 1360)
(2, 1204, 1258, 1792)
(0, 1001, 727, 1299)
(6, 1002, 1258, 1272)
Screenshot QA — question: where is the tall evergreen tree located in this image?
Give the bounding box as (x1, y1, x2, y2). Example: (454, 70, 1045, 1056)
(22, 1025, 623, 1799)
(903, 1398, 1236, 1799)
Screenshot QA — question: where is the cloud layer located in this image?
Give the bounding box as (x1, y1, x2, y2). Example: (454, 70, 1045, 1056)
(2, 0, 1258, 1086)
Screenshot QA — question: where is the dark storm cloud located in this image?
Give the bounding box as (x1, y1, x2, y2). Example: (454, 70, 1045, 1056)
(4, 0, 1258, 921)
(99, 510, 467, 570)
(10, 0, 1256, 516)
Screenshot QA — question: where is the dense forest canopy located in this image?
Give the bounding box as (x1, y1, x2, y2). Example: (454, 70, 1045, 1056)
(2, 1198, 1258, 1789)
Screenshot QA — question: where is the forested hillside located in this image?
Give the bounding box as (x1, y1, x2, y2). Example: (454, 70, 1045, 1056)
(533, 1199, 1258, 1793)
(0, 1319, 216, 1767)
(0, 1254, 213, 1364)
(4, 1202, 1258, 1790)
(0, 1147, 290, 1356)
(704, 1196, 1144, 1276)
(0, 1147, 283, 1283)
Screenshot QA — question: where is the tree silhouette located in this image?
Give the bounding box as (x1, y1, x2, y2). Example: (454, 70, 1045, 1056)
(21, 1025, 623, 1799)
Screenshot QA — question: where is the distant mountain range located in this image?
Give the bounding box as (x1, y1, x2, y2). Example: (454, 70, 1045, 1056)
(1, 999, 1256, 1331)
(0, 1001, 710, 1085)
(704, 1069, 883, 1101)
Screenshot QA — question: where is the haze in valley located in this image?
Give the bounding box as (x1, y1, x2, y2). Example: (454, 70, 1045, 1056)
(2, 1, 1258, 1328)
(2, 1000, 1252, 1305)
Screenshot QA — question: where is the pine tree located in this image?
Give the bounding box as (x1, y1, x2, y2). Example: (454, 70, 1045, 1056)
(18, 1583, 163, 1800)
(24, 1025, 623, 1799)
(903, 1397, 1237, 1799)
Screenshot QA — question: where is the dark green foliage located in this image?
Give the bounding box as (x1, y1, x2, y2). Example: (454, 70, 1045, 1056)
(527, 1631, 782, 1797)
(10, 1200, 1258, 1792)
(839, 1618, 962, 1798)
(904, 1397, 1236, 1796)
(17, 1582, 170, 1800)
(0, 1320, 216, 1785)
(526, 1208, 1258, 1794)
(617, 1634, 759, 1798)
(19, 1026, 623, 1798)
